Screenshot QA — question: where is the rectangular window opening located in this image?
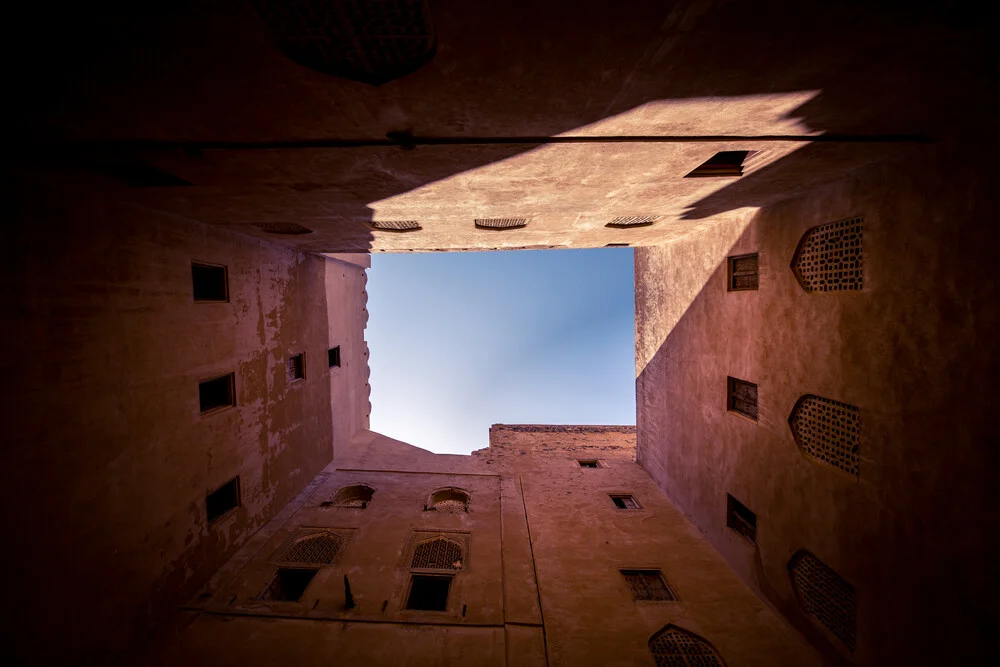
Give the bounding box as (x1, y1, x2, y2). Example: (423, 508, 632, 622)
(728, 253, 759, 291)
(728, 376, 758, 421)
(578, 460, 600, 468)
(685, 150, 753, 178)
(610, 494, 641, 510)
(727, 493, 757, 543)
(191, 262, 229, 302)
(621, 569, 677, 601)
(328, 346, 341, 368)
(199, 373, 235, 413)
(206, 476, 240, 523)
(288, 353, 305, 382)
(406, 574, 452, 611)
(258, 567, 318, 602)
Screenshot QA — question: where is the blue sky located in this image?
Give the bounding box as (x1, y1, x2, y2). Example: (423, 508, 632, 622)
(365, 248, 636, 454)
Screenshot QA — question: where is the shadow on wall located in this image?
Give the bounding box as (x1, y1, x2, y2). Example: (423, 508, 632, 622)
(635, 142, 1000, 665)
(2, 0, 993, 249)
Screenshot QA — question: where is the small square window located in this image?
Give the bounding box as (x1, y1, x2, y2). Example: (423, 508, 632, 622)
(406, 574, 452, 611)
(727, 493, 757, 542)
(328, 346, 341, 368)
(206, 476, 240, 523)
(610, 494, 641, 510)
(578, 460, 600, 468)
(199, 373, 235, 413)
(728, 253, 759, 291)
(191, 262, 229, 302)
(621, 570, 677, 601)
(258, 567, 318, 602)
(728, 376, 758, 421)
(288, 353, 305, 382)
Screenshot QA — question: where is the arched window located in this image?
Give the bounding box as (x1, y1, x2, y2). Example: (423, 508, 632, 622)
(281, 532, 345, 565)
(649, 625, 726, 667)
(425, 487, 470, 513)
(789, 550, 857, 651)
(788, 395, 861, 477)
(411, 537, 464, 570)
(326, 484, 375, 508)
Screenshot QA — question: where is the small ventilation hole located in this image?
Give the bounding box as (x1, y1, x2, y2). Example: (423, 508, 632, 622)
(281, 533, 344, 564)
(789, 395, 861, 477)
(606, 216, 659, 228)
(411, 538, 463, 570)
(369, 220, 421, 231)
(475, 218, 528, 230)
(789, 550, 857, 651)
(791, 217, 864, 292)
(252, 222, 314, 235)
(649, 625, 726, 666)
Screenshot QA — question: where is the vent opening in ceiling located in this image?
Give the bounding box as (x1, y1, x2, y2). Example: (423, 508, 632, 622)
(475, 218, 528, 230)
(252, 222, 314, 235)
(369, 220, 422, 232)
(88, 162, 192, 187)
(255, 0, 437, 85)
(685, 150, 753, 177)
(606, 216, 659, 228)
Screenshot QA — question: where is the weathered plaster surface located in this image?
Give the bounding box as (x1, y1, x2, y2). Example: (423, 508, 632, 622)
(635, 142, 1000, 664)
(155, 427, 817, 666)
(0, 190, 368, 664)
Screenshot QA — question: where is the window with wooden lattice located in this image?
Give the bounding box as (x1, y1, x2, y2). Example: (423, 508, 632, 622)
(727, 377, 758, 421)
(425, 488, 470, 513)
(789, 395, 861, 477)
(649, 625, 727, 666)
(280, 531, 345, 565)
(323, 484, 375, 509)
(621, 570, 677, 601)
(791, 217, 864, 292)
(727, 253, 759, 291)
(789, 550, 857, 651)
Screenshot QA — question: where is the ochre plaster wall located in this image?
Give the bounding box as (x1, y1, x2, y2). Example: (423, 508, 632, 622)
(484, 426, 817, 667)
(0, 190, 367, 664)
(155, 426, 816, 666)
(635, 142, 1000, 664)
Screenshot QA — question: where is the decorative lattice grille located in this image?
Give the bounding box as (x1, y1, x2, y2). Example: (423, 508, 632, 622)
(606, 216, 659, 228)
(282, 533, 344, 564)
(728, 253, 759, 291)
(369, 219, 421, 231)
(252, 222, 314, 235)
(789, 551, 856, 651)
(412, 538, 463, 569)
(475, 218, 527, 230)
(791, 217, 864, 292)
(728, 377, 758, 420)
(255, 0, 436, 85)
(432, 499, 467, 512)
(329, 485, 374, 508)
(789, 395, 861, 477)
(649, 626, 725, 666)
(622, 570, 677, 601)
